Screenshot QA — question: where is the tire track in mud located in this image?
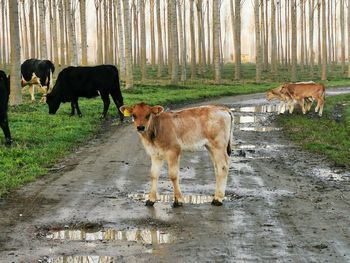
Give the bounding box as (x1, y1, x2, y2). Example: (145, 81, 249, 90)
(0, 90, 350, 262)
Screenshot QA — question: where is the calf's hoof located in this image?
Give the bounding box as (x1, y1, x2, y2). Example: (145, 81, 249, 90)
(145, 200, 155, 207)
(211, 199, 223, 206)
(172, 200, 183, 208)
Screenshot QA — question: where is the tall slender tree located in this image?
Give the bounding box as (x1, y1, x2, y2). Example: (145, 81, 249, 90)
(321, 0, 327, 80)
(123, 0, 134, 88)
(254, 0, 261, 82)
(170, 0, 179, 84)
(212, 0, 221, 82)
(291, 0, 297, 81)
(8, 0, 22, 105)
(79, 0, 87, 65)
(156, 0, 163, 77)
(270, 0, 277, 74)
(190, 0, 196, 79)
(140, 0, 146, 80)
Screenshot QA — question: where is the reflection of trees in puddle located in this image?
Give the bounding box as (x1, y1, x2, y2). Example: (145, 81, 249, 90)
(231, 104, 280, 113)
(47, 228, 173, 244)
(128, 193, 215, 204)
(47, 255, 114, 263)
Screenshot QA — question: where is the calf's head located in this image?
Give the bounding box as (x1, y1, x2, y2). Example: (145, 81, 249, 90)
(120, 103, 164, 133)
(266, 85, 284, 101)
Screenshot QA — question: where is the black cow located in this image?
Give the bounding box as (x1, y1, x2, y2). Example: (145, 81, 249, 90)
(46, 65, 124, 120)
(0, 70, 12, 146)
(21, 59, 55, 101)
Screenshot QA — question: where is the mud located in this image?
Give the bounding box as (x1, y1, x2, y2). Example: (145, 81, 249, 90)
(1, 89, 350, 263)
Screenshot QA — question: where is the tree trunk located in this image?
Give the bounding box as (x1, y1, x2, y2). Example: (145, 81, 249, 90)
(123, 0, 134, 88)
(150, 0, 156, 67)
(66, 0, 77, 65)
(52, 0, 59, 64)
(270, 0, 277, 74)
(140, 0, 147, 80)
(80, 0, 87, 65)
(116, 0, 125, 77)
(254, 0, 261, 82)
(321, 0, 327, 80)
(9, 0, 22, 105)
(340, 0, 345, 74)
(291, 0, 297, 82)
(156, 0, 164, 77)
(206, 0, 211, 65)
(347, 0, 350, 77)
(170, 0, 179, 85)
(309, 0, 315, 77)
(21, 0, 29, 59)
(212, 0, 221, 82)
(190, 0, 196, 79)
(234, 0, 241, 79)
(300, 0, 305, 71)
(178, 0, 186, 81)
(58, 0, 66, 65)
(38, 0, 48, 58)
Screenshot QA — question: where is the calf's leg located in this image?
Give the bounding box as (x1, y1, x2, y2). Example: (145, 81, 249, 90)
(208, 147, 230, 206)
(71, 99, 82, 117)
(110, 92, 124, 121)
(146, 156, 164, 206)
(166, 150, 184, 207)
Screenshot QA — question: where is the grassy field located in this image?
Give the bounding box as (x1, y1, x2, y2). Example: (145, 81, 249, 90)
(1, 63, 350, 196)
(277, 93, 350, 168)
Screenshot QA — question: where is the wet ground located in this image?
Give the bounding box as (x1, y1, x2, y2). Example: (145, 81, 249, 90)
(1, 89, 350, 263)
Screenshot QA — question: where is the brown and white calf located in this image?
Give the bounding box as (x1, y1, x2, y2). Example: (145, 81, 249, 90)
(266, 82, 316, 114)
(120, 103, 233, 207)
(280, 83, 325, 116)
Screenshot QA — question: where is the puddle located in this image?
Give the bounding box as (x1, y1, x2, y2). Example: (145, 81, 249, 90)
(41, 255, 115, 263)
(312, 168, 350, 182)
(128, 193, 216, 204)
(231, 104, 280, 113)
(46, 227, 174, 244)
(239, 127, 281, 132)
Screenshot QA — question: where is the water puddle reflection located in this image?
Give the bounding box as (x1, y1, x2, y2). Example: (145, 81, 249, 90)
(128, 193, 215, 204)
(43, 256, 115, 263)
(312, 168, 350, 181)
(239, 127, 281, 132)
(46, 227, 174, 244)
(231, 104, 279, 113)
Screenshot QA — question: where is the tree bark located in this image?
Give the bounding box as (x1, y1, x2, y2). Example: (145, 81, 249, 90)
(212, 0, 221, 82)
(116, 0, 125, 77)
(270, 0, 277, 74)
(150, 0, 156, 67)
(140, 0, 147, 80)
(340, 0, 345, 74)
(291, 0, 297, 82)
(170, 0, 179, 85)
(156, 0, 164, 77)
(80, 0, 87, 65)
(309, 0, 315, 77)
(9, 0, 22, 105)
(190, 0, 196, 79)
(123, 0, 134, 88)
(254, 0, 261, 82)
(178, 0, 187, 81)
(38, 0, 48, 58)
(321, 0, 327, 80)
(234, 0, 241, 79)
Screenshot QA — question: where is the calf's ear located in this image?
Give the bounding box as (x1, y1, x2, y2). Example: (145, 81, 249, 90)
(120, 105, 133, 117)
(151, 105, 164, 115)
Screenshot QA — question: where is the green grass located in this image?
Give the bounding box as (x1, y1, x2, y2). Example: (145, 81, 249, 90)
(277, 94, 350, 168)
(1, 62, 350, 196)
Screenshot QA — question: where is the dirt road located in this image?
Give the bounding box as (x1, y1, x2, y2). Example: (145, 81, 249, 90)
(0, 90, 350, 263)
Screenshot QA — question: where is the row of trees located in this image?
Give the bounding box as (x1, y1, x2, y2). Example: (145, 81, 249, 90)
(1, 0, 350, 105)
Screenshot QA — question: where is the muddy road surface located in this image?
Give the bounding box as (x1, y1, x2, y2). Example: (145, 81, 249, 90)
(1, 90, 350, 263)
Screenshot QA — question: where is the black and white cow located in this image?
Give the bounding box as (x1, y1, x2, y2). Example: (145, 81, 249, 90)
(0, 70, 12, 146)
(46, 65, 124, 120)
(21, 59, 55, 101)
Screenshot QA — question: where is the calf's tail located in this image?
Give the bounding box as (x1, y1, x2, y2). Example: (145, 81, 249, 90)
(227, 110, 234, 156)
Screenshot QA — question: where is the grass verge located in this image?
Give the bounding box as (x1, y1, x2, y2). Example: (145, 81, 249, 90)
(277, 94, 350, 168)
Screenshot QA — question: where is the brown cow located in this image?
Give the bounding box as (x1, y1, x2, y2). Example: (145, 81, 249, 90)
(120, 103, 233, 207)
(280, 83, 325, 116)
(266, 81, 315, 114)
